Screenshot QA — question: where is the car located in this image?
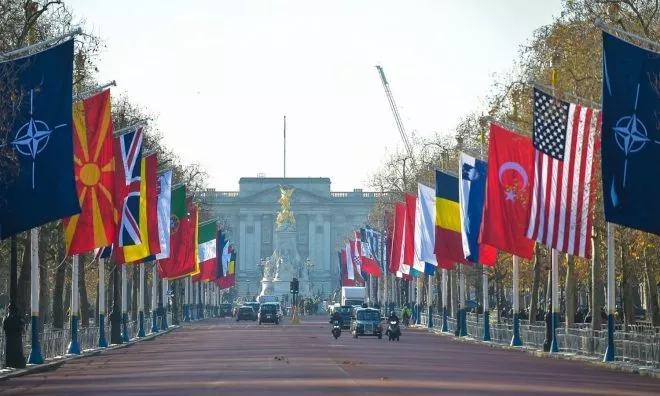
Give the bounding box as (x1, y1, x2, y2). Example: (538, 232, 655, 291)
(219, 303, 233, 318)
(262, 302, 283, 319)
(351, 308, 383, 339)
(335, 305, 354, 329)
(258, 304, 279, 325)
(236, 306, 257, 321)
(244, 301, 260, 314)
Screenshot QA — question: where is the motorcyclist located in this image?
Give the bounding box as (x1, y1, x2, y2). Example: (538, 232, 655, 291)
(388, 310, 399, 324)
(329, 310, 342, 325)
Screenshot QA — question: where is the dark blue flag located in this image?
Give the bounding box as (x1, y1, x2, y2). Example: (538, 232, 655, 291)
(0, 40, 79, 238)
(602, 32, 660, 235)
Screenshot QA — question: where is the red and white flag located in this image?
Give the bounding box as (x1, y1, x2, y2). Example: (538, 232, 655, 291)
(526, 89, 600, 259)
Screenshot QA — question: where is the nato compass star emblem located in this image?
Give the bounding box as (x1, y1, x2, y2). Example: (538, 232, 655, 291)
(7, 89, 67, 188)
(610, 84, 660, 207)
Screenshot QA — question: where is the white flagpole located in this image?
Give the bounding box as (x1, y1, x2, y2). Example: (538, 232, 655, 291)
(184, 276, 190, 321)
(27, 228, 43, 363)
(511, 255, 522, 346)
(458, 265, 466, 336)
(550, 249, 559, 352)
(441, 268, 448, 332)
(67, 255, 81, 354)
(137, 264, 146, 337)
(151, 265, 159, 333)
(162, 278, 169, 329)
(98, 258, 108, 347)
(121, 265, 128, 342)
(604, 223, 616, 361)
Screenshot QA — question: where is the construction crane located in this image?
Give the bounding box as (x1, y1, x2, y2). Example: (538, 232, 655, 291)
(375, 65, 414, 159)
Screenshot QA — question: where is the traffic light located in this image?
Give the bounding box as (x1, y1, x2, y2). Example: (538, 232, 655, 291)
(291, 277, 299, 293)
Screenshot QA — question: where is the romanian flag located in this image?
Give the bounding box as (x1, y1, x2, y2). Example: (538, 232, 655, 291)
(64, 90, 116, 256)
(216, 247, 236, 289)
(115, 153, 160, 263)
(435, 170, 470, 269)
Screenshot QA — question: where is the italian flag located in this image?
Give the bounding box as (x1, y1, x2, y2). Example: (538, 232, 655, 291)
(194, 220, 217, 282)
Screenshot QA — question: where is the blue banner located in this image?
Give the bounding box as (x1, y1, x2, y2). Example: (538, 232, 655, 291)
(602, 32, 660, 235)
(0, 40, 80, 238)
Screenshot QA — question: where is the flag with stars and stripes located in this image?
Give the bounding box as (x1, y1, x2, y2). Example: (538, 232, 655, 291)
(526, 88, 601, 258)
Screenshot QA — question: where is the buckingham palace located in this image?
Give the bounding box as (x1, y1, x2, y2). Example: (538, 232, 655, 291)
(198, 177, 379, 298)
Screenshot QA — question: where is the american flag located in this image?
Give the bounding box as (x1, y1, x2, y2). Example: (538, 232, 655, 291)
(526, 88, 600, 258)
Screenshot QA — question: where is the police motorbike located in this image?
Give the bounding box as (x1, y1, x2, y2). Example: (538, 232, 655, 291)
(332, 320, 342, 339)
(386, 319, 401, 341)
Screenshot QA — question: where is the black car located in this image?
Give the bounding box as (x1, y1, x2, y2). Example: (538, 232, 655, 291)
(258, 304, 279, 325)
(335, 305, 353, 329)
(219, 303, 233, 318)
(351, 308, 383, 339)
(236, 306, 257, 321)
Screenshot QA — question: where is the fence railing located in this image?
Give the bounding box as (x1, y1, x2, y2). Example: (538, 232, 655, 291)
(420, 312, 660, 368)
(0, 312, 175, 368)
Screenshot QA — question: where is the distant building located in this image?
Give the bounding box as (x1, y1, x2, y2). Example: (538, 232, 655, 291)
(199, 177, 381, 299)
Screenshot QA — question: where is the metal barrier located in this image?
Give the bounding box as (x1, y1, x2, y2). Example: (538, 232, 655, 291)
(0, 311, 176, 368)
(419, 311, 660, 368)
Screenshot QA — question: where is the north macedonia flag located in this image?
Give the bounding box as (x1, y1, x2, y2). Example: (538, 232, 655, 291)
(63, 90, 116, 256)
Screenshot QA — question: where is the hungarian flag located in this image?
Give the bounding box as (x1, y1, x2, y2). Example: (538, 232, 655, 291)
(194, 220, 218, 282)
(114, 153, 160, 263)
(64, 90, 116, 256)
(435, 170, 470, 269)
(480, 124, 535, 259)
(158, 195, 199, 279)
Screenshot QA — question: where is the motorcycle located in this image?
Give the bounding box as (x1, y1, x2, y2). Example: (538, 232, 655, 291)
(386, 320, 401, 341)
(332, 320, 342, 339)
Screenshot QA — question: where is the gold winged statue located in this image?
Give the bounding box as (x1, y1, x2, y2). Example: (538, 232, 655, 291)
(276, 186, 296, 229)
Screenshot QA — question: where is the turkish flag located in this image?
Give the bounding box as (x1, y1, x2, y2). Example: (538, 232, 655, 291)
(480, 124, 536, 259)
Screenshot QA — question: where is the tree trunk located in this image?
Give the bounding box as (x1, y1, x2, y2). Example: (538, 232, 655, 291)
(17, 234, 30, 318)
(565, 255, 576, 327)
(621, 243, 635, 330)
(530, 244, 542, 323)
(79, 255, 90, 327)
(38, 234, 50, 329)
(52, 248, 67, 329)
(131, 265, 138, 321)
(643, 249, 660, 327)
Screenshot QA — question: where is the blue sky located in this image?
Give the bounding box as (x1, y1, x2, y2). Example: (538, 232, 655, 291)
(67, 0, 563, 191)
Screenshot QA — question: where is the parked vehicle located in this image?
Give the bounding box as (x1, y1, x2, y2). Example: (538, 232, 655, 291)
(236, 306, 257, 322)
(386, 319, 401, 341)
(219, 303, 233, 318)
(258, 304, 279, 325)
(331, 320, 341, 339)
(351, 308, 382, 339)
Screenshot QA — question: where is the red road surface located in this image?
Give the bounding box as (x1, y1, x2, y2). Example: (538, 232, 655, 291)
(1, 316, 658, 395)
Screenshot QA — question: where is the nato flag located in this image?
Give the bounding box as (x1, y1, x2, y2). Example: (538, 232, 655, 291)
(0, 40, 80, 238)
(602, 32, 660, 235)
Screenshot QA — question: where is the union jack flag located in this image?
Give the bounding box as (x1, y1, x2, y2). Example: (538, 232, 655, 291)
(115, 127, 143, 247)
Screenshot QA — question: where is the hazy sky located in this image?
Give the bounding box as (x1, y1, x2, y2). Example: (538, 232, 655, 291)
(66, 0, 563, 192)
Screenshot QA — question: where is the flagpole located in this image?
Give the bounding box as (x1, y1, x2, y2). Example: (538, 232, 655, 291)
(72, 80, 116, 102)
(68, 255, 81, 354)
(98, 258, 108, 347)
(162, 278, 169, 329)
(441, 268, 448, 332)
(151, 265, 159, 333)
(604, 222, 616, 361)
(595, 18, 660, 50)
(415, 276, 422, 325)
(183, 277, 190, 322)
(283, 115, 287, 178)
(113, 122, 147, 137)
(27, 228, 43, 364)
(550, 249, 560, 352)
(511, 255, 523, 346)
(458, 265, 467, 336)
(121, 265, 129, 342)
(137, 263, 146, 337)
(0, 27, 82, 60)
(427, 272, 433, 328)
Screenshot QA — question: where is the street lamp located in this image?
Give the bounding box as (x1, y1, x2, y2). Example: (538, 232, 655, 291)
(305, 258, 313, 295)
